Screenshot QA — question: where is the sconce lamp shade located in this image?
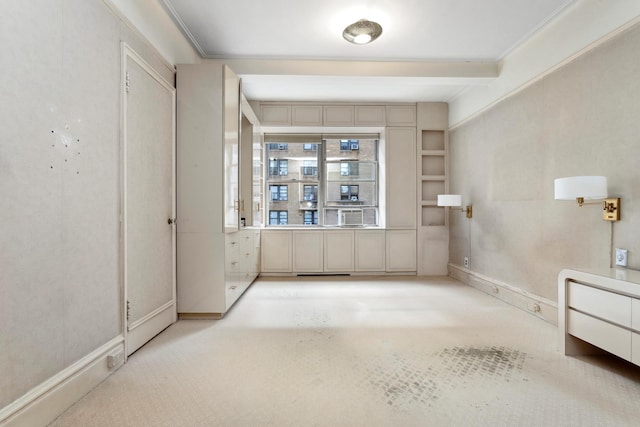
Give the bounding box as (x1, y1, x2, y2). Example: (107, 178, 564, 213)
(554, 176, 608, 201)
(437, 194, 462, 207)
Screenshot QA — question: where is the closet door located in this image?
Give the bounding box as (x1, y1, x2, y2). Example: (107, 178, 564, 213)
(123, 44, 176, 356)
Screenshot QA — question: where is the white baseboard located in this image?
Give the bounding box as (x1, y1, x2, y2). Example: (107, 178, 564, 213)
(449, 264, 558, 325)
(0, 336, 125, 427)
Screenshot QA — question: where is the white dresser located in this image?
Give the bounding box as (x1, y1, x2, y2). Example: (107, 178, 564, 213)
(558, 268, 640, 366)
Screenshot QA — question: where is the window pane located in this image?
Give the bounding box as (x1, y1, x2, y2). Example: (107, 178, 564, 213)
(265, 140, 320, 226)
(324, 137, 379, 226)
(279, 159, 288, 175)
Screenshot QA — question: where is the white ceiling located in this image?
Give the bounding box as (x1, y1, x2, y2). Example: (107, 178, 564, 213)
(161, 0, 575, 103)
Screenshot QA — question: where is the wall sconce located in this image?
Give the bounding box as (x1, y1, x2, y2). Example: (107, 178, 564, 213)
(553, 176, 620, 221)
(437, 194, 472, 218)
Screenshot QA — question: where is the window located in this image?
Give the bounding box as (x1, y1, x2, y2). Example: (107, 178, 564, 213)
(266, 140, 320, 226)
(269, 185, 288, 201)
(303, 210, 319, 225)
(265, 136, 378, 227)
(269, 159, 288, 176)
(268, 210, 288, 225)
(340, 185, 359, 201)
(302, 160, 318, 176)
(340, 162, 359, 176)
(340, 139, 359, 151)
(303, 185, 318, 202)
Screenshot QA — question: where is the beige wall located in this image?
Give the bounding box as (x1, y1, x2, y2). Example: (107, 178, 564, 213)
(449, 22, 640, 302)
(0, 0, 189, 410)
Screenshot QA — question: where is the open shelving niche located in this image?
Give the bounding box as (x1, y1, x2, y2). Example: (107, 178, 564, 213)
(419, 130, 447, 227)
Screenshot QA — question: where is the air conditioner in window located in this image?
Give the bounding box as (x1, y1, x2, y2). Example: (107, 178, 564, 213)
(350, 143, 359, 150)
(338, 209, 363, 226)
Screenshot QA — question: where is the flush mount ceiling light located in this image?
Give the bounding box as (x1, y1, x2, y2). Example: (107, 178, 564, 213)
(342, 19, 383, 45)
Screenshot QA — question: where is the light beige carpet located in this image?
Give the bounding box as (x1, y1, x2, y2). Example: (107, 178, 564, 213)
(50, 276, 640, 426)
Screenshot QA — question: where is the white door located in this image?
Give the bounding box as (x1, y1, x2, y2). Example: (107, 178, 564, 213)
(122, 44, 176, 356)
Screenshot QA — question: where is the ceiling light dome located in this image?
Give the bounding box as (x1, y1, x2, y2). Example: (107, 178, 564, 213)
(342, 19, 383, 45)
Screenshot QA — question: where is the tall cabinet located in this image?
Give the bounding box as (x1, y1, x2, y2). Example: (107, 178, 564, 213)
(385, 106, 417, 272)
(176, 64, 261, 318)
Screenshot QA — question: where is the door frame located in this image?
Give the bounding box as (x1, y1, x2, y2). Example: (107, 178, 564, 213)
(120, 42, 176, 360)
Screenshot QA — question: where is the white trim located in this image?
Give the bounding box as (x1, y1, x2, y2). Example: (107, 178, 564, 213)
(159, 0, 207, 57)
(102, 0, 177, 71)
(121, 43, 177, 359)
(496, 0, 575, 60)
(448, 263, 558, 325)
(128, 300, 175, 331)
(0, 337, 124, 427)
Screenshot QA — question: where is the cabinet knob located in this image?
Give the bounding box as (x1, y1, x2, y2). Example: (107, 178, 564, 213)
(167, 218, 176, 225)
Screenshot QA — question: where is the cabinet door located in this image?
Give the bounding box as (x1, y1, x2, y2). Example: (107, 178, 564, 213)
(355, 230, 385, 271)
(355, 106, 385, 126)
(293, 231, 324, 272)
(292, 105, 323, 126)
(223, 66, 240, 232)
(324, 230, 355, 272)
(324, 105, 355, 126)
(386, 230, 416, 272)
(386, 105, 416, 126)
(260, 104, 291, 126)
(386, 127, 417, 228)
(261, 230, 292, 272)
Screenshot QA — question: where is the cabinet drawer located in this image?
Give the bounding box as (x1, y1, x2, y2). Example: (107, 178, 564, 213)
(568, 309, 631, 360)
(568, 282, 631, 327)
(633, 298, 640, 332)
(633, 332, 640, 366)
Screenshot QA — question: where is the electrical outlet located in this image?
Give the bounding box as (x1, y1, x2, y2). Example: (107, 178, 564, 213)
(615, 248, 628, 267)
(464, 257, 469, 268)
(107, 348, 124, 370)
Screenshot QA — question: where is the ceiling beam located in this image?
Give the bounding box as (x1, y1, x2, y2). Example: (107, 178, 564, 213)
(203, 58, 498, 80)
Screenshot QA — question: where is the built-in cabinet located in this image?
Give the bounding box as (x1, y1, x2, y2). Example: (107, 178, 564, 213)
(260, 103, 410, 127)
(293, 231, 323, 272)
(355, 229, 386, 271)
(324, 230, 355, 272)
(559, 268, 640, 367)
(262, 229, 411, 274)
(258, 103, 418, 275)
(386, 230, 417, 272)
(261, 230, 292, 273)
(386, 127, 417, 229)
(176, 64, 261, 318)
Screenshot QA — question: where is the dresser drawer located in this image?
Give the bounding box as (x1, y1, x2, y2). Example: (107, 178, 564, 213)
(568, 281, 631, 327)
(568, 309, 631, 360)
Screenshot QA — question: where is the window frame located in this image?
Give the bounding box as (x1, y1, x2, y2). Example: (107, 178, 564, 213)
(264, 136, 379, 227)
